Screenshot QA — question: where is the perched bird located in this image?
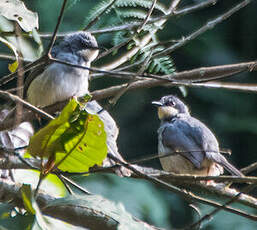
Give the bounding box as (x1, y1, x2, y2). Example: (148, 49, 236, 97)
(25, 31, 99, 107)
(152, 95, 243, 177)
(24, 31, 130, 176)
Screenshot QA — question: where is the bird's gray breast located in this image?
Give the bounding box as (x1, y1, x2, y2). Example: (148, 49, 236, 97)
(27, 52, 90, 107)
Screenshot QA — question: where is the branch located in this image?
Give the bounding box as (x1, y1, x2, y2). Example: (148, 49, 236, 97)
(108, 154, 257, 221)
(46, 0, 68, 55)
(31, 0, 217, 37)
(137, 0, 157, 33)
(0, 178, 156, 230)
(0, 89, 54, 120)
(186, 184, 257, 229)
(1, 59, 256, 132)
(91, 60, 257, 100)
(1, 152, 257, 215)
(154, 0, 252, 58)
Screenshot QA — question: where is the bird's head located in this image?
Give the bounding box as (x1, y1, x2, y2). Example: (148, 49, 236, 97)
(53, 31, 100, 62)
(152, 95, 189, 120)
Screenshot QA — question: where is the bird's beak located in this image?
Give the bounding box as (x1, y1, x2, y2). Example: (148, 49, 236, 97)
(152, 101, 163, 107)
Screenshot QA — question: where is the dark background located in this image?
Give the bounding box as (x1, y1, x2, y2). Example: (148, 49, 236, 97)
(0, 0, 257, 229)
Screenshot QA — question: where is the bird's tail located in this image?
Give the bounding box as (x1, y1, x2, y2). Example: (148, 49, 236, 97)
(219, 157, 244, 177)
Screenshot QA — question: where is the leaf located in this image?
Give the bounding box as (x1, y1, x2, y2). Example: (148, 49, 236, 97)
(20, 184, 50, 230)
(27, 99, 107, 173)
(12, 169, 66, 198)
(21, 184, 35, 215)
(47, 194, 155, 230)
(0, 0, 38, 32)
(57, 113, 107, 172)
(27, 99, 79, 159)
(0, 36, 19, 72)
(8, 60, 18, 72)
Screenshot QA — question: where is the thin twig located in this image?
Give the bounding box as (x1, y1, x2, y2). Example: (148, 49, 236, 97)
(0, 53, 33, 62)
(109, 50, 153, 105)
(0, 89, 54, 120)
(241, 162, 257, 174)
(46, 0, 68, 55)
(32, 0, 217, 37)
(137, 0, 157, 33)
(168, 0, 181, 13)
(0, 56, 46, 87)
(154, 0, 252, 58)
(174, 0, 217, 17)
(186, 184, 257, 229)
(14, 23, 24, 126)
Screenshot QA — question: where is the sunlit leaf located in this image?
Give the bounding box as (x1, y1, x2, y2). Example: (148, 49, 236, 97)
(57, 113, 107, 172)
(20, 184, 35, 215)
(27, 99, 107, 173)
(13, 169, 66, 198)
(20, 184, 49, 230)
(8, 60, 18, 72)
(0, 0, 38, 32)
(27, 99, 78, 159)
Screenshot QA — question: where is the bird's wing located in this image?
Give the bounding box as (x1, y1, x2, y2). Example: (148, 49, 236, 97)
(161, 118, 207, 169)
(23, 61, 50, 99)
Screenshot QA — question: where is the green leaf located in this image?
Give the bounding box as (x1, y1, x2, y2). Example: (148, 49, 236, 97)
(27, 99, 107, 173)
(27, 99, 79, 158)
(47, 194, 154, 230)
(13, 169, 66, 198)
(0, 0, 38, 32)
(20, 184, 35, 215)
(8, 60, 18, 72)
(20, 184, 50, 230)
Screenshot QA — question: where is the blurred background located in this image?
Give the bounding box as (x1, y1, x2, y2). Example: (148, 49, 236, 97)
(0, 0, 257, 229)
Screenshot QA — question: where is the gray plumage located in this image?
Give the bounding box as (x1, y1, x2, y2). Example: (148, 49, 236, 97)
(25, 31, 99, 107)
(153, 95, 243, 177)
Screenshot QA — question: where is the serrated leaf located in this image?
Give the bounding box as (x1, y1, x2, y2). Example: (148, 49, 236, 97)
(0, 0, 38, 32)
(115, 0, 166, 13)
(27, 99, 107, 173)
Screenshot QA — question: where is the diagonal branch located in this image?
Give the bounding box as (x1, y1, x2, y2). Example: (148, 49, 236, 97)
(46, 0, 68, 55)
(154, 0, 252, 58)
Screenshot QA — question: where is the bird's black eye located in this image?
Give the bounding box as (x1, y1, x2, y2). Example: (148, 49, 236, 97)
(166, 98, 175, 106)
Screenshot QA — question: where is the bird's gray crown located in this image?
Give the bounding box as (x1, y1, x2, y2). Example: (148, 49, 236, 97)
(160, 95, 190, 115)
(51, 31, 98, 57)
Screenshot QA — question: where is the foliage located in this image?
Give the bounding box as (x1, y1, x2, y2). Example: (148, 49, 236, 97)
(0, 0, 257, 229)
(27, 99, 107, 173)
(84, 0, 176, 76)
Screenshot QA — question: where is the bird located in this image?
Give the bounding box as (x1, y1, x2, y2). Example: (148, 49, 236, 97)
(25, 31, 99, 107)
(24, 31, 131, 176)
(152, 95, 243, 177)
